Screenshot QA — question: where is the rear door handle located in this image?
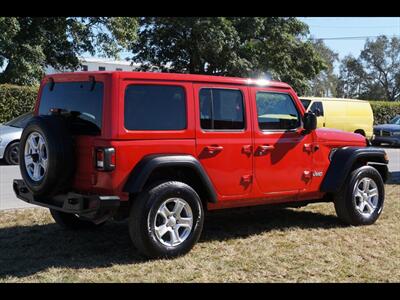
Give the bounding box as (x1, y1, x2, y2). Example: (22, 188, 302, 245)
(256, 145, 275, 155)
(204, 145, 224, 154)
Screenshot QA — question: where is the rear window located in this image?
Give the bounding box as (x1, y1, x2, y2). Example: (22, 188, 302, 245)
(124, 85, 186, 130)
(38, 81, 104, 135)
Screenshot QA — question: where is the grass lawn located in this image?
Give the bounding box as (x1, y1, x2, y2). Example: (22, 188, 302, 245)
(0, 184, 399, 283)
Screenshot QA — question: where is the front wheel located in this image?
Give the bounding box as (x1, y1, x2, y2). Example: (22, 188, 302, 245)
(129, 181, 204, 259)
(334, 166, 384, 226)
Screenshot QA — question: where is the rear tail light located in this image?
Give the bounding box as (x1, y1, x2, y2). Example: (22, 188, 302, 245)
(95, 147, 115, 171)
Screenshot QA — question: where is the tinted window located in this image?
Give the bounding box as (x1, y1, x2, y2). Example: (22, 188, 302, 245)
(39, 81, 104, 135)
(256, 92, 300, 130)
(309, 101, 324, 116)
(124, 85, 186, 130)
(390, 116, 400, 125)
(200, 88, 244, 130)
(5, 112, 33, 128)
(300, 99, 311, 110)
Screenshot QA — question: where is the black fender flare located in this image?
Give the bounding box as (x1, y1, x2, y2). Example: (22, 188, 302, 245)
(123, 154, 217, 203)
(320, 147, 389, 193)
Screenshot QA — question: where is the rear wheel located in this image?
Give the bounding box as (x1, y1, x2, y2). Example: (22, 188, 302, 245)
(129, 181, 204, 258)
(50, 209, 106, 230)
(5, 141, 20, 165)
(19, 116, 74, 197)
(334, 166, 384, 226)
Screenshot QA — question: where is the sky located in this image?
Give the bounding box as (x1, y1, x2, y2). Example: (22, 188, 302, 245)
(298, 17, 400, 60)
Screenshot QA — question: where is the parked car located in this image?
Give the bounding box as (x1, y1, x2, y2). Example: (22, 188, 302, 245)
(13, 72, 388, 259)
(0, 112, 33, 165)
(300, 97, 374, 139)
(371, 115, 400, 147)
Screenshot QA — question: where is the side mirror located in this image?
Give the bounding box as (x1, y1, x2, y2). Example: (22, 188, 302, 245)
(303, 112, 317, 132)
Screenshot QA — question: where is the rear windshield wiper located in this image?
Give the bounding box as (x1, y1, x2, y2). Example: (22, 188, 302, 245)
(49, 108, 81, 117)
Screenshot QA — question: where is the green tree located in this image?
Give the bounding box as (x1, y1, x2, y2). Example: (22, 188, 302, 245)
(308, 40, 339, 97)
(337, 35, 400, 101)
(129, 17, 326, 94)
(0, 17, 138, 85)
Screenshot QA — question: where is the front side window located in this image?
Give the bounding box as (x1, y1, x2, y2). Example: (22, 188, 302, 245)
(256, 92, 300, 130)
(309, 101, 324, 116)
(300, 99, 311, 110)
(124, 85, 186, 130)
(5, 112, 33, 128)
(199, 88, 245, 130)
(390, 116, 400, 125)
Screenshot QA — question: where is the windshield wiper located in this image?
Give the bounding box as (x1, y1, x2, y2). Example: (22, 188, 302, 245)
(49, 108, 81, 117)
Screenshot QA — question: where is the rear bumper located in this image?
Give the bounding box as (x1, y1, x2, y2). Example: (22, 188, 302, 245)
(13, 179, 120, 223)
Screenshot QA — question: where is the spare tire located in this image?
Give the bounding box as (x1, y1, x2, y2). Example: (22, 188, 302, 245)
(19, 115, 75, 197)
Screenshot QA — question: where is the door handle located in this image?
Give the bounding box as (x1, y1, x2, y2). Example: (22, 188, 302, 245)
(304, 143, 320, 153)
(256, 145, 275, 155)
(242, 145, 253, 156)
(204, 145, 224, 155)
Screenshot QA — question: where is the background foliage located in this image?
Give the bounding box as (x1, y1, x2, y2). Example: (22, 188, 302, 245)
(0, 17, 138, 85)
(0, 84, 37, 123)
(336, 36, 399, 101)
(130, 17, 326, 95)
(370, 101, 400, 125)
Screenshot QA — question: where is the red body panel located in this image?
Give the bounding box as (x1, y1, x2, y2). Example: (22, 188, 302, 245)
(37, 71, 367, 210)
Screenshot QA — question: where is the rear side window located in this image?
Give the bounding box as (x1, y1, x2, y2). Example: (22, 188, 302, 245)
(38, 81, 104, 135)
(256, 92, 300, 130)
(124, 85, 186, 130)
(199, 88, 245, 130)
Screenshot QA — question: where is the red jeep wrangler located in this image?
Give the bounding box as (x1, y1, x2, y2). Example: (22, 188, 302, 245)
(13, 72, 389, 258)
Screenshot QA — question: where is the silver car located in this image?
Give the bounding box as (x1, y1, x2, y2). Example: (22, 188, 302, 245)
(0, 112, 33, 165)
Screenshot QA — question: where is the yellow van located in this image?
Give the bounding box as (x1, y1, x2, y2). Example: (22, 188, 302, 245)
(299, 97, 374, 139)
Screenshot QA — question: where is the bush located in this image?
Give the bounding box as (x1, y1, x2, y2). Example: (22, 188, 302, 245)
(0, 84, 38, 123)
(369, 101, 400, 125)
